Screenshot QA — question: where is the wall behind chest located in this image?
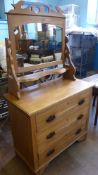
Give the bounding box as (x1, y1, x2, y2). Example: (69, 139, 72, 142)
(52, 0, 88, 27)
(0, 0, 5, 20)
(4, 0, 26, 12)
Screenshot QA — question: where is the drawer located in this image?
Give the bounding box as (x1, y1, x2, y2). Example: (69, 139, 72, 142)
(36, 90, 91, 133)
(38, 120, 87, 166)
(37, 114, 88, 154)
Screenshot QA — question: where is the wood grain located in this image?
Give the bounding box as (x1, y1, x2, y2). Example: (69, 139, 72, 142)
(5, 78, 92, 174)
(36, 92, 91, 133)
(5, 79, 92, 115)
(38, 120, 87, 166)
(18, 68, 66, 83)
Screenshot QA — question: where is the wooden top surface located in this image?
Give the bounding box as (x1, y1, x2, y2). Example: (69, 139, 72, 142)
(5, 78, 92, 115)
(83, 74, 98, 87)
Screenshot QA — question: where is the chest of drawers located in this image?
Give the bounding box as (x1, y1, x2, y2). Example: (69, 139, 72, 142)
(5, 78, 92, 175)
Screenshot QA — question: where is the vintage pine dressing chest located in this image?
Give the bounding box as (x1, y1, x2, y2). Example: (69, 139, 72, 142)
(5, 1, 92, 174)
(5, 78, 92, 174)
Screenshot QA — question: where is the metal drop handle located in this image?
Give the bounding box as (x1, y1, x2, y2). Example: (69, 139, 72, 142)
(75, 128, 82, 135)
(47, 149, 55, 157)
(46, 115, 56, 123)
(47, 131, 56, 139)
(77, 114, 84, 120)
(78, 99, 85, 105)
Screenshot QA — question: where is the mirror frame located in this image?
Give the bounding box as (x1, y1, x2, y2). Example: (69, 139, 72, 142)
(6, 1, 65, 74)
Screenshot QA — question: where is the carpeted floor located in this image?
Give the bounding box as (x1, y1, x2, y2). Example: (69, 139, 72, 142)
(0, 105, 98, 175)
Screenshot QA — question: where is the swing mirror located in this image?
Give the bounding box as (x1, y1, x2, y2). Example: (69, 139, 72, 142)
(14, 23, 62, 68)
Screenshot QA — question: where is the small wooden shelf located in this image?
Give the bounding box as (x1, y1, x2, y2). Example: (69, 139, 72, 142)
(18, 67, 66, 83)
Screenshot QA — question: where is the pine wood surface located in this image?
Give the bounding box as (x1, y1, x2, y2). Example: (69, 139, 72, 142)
(36, 106, 90, 144)
(4, 2, 93, 174)
(4, 78, 92, 174)
(36, 94, 90, 133)
(18, 68, 66, 83)
(1, 114, 98, 175)
(38, 121, 87, 166)
(83, 74, 98, 87)
(37, 117, 88, 154)
(18, 60, 62, 73)
(5, 78, 92, 116)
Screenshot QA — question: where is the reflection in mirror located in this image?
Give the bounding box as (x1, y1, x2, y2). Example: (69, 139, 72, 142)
(14, 23, 62, 69)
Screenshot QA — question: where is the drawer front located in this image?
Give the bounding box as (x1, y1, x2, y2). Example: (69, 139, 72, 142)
(37, 113, 88, 154)
(36, 90, 91, 133)
(38, 120, 87, 166)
